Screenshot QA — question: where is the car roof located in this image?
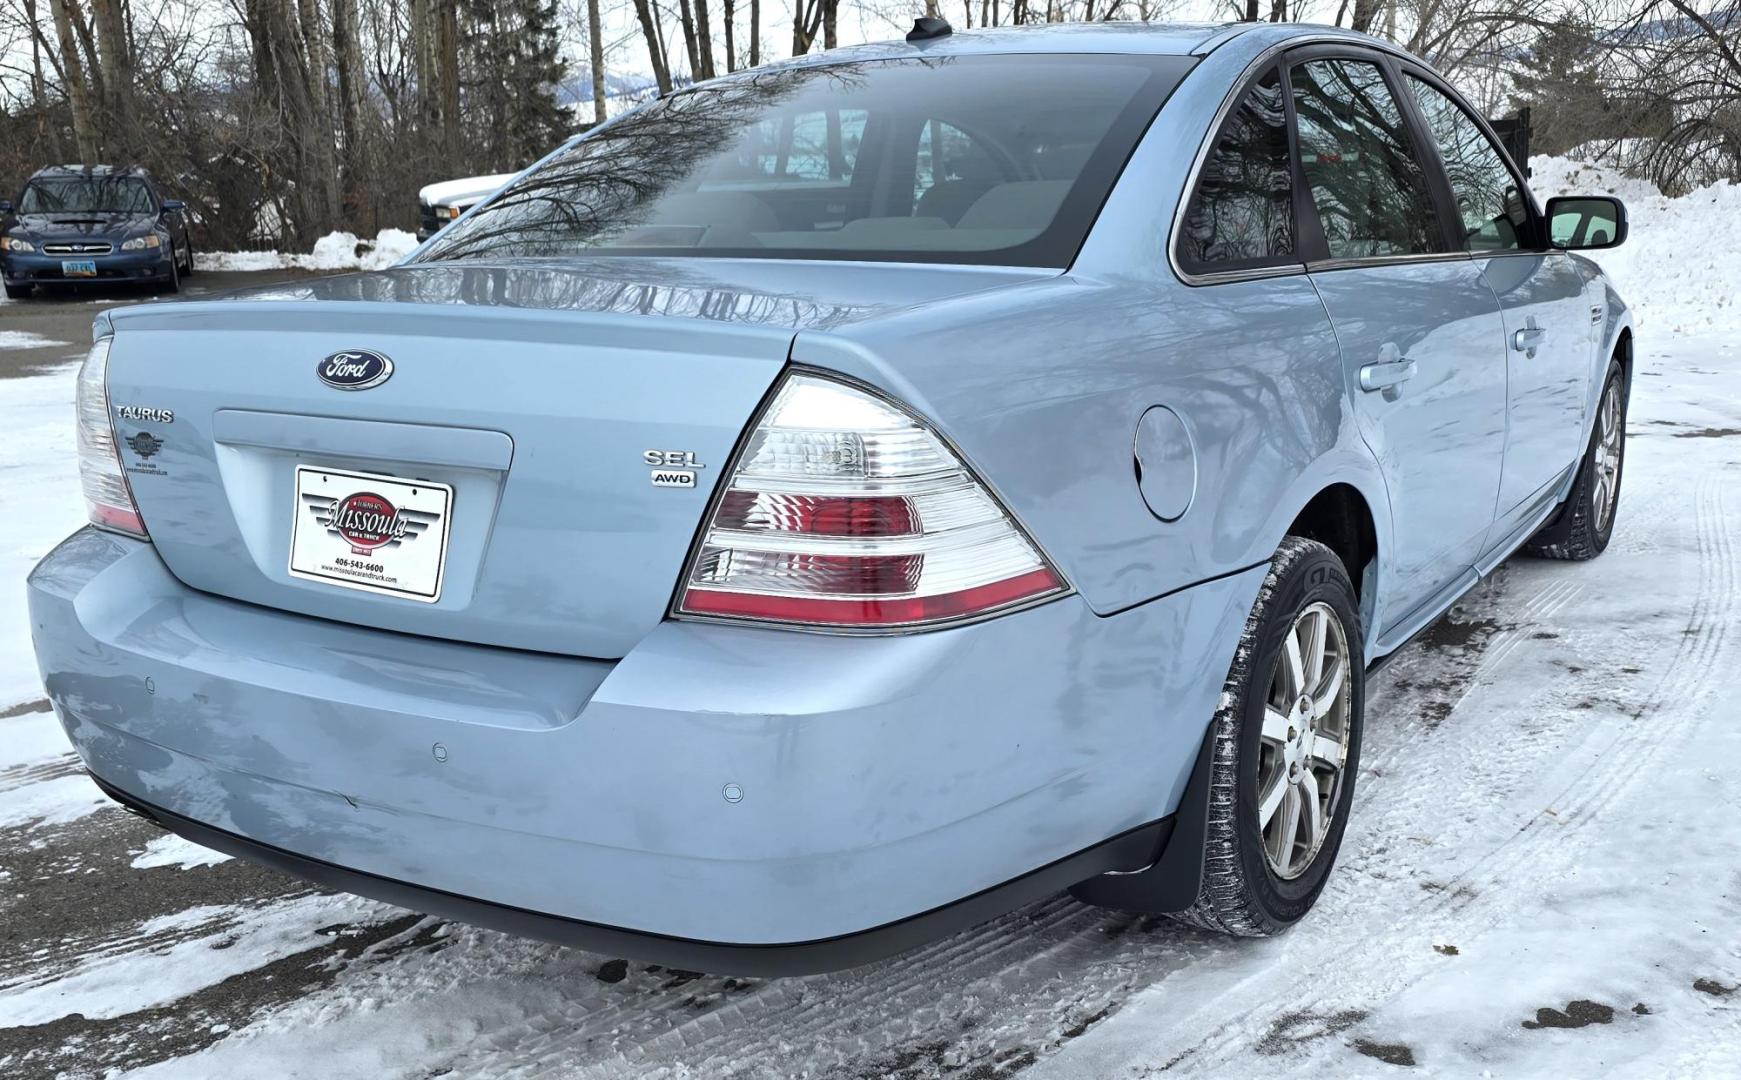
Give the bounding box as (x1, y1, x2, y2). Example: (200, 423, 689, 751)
(27, 164, 152, 181)
(757, 21, 1392, 66)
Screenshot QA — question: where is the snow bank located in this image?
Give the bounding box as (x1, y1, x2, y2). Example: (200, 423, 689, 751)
(1531, 155, 1741, 334)
(196, 229, 420, 274)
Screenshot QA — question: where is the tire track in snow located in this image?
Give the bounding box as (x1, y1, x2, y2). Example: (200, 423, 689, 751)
(1079, 468, 1741, 1077)
(434, 893, 1181, 1079)
(1440, 476, 1733, 896)
(0, 753, 82, 794)
(78, 521, 1621, 1080)
(247, 552, 1605, 1080)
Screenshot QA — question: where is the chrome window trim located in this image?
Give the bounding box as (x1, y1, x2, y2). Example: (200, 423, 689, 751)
(1167, 32, 1436, 288)
(1305, 250, 1474, 275)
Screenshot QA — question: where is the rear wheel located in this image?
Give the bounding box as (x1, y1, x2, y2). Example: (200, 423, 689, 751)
(1525, 360, 1625, 560)
(1169, 536, 1364, 937)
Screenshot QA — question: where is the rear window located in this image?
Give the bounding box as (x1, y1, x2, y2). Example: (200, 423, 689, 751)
(414, 54, 1192, 268)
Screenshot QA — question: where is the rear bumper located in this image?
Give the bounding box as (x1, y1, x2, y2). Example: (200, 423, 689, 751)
(4, 248, 172, 284)
(94, 773, 1170, 975)
(29, 527, 1262, 971)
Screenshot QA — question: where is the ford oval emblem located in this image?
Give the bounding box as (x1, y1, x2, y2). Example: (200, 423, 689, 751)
(318, 350, 394, 391)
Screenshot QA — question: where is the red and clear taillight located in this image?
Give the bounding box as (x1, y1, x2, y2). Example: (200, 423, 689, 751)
(674, 371, 1065, 629)
(76, 335, 148, 538)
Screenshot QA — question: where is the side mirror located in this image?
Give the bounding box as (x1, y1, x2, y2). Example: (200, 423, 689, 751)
(161, 199, 185, 213)
(0, 200, 12, 214)
(1544, 196, 1627, 250)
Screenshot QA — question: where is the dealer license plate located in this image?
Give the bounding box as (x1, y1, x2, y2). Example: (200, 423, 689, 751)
(289, 466, 453, 602)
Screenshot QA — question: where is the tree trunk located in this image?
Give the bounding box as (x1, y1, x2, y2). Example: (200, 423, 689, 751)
(632, 0, 672, 93)
(677, 0, 700, 76)
(1350, 0, 1378, 32)
(332, 0, 371, 228)
(69, 1, 106, 117)
(22, 0, 56, 153)
(437, 1, 462, 170)
(50, 0, 99, 161)
(823, 0, 837, 48)
(749, 0, 759, 65)
(90, 0, 131, 149)
(588, 0, 608, 121)
(792, 0, 811, 55)
(412, 0, 436, 149)
(297, 0, 341, 224)
(723, 0, 736, 72)
(694, 0, 716, 78)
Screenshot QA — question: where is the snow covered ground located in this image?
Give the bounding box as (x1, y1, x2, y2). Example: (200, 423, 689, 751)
(194, 229, 421, 274)
(2, 160, 1740, 1077)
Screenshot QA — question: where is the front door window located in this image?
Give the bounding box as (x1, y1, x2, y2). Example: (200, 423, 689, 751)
(1407, 76, 1530, 252)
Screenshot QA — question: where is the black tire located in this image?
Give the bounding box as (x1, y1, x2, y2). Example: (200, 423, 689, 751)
(1169, 536, 1365, 937)
(160, 247, 181, 294)
(1524, 360, 1626, 561)
(181, 238, 195, 275)
(3, 282, 28, 300)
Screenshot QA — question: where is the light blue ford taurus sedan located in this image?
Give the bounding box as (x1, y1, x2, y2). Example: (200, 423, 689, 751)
(28, 20, 1632, 973)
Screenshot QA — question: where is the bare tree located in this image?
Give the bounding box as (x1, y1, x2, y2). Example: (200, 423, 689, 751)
(89, 0, 129, 145)
(723, 0, 736, 72)
(587, 0, 607, 121)
(633, 0, 672, 92)
(793, 0, 831, 54)
(332, 0, 371, 223)
(47, 0, 97, 160)
(694, 0, 717, 77)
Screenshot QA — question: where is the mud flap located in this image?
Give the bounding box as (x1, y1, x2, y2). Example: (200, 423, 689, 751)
(1067, 723, 1215, 913)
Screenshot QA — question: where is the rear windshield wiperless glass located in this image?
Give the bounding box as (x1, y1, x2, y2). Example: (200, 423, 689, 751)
(19, 177, 155, 214)
(413, 54, 1193, 268)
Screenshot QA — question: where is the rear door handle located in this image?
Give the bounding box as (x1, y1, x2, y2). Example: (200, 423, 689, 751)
(1359, 358, 1417, 392)
(1513, 316, 1548, 356)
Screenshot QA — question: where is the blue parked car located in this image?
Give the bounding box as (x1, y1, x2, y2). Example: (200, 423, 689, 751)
(28, 21, 1631, 973)
(2, 164, 194, 298)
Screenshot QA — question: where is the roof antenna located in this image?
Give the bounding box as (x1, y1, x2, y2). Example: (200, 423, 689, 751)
(907, 17, 952, 42)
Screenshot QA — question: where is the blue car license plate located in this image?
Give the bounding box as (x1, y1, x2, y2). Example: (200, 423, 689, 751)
(61, 259, 97, 278)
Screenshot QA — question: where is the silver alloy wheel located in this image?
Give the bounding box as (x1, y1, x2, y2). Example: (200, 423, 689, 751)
(1593, 379, 1623, 534)
(1257, 601, 1352, 880)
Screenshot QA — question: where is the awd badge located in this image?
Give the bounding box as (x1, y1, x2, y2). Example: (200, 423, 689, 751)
(644, 449, 704, 489)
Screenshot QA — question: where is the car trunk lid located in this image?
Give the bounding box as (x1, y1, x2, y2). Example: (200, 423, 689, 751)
(102, 258, 1047, 657)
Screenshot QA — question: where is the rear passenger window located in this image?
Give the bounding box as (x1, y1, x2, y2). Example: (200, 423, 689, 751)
(1177, 67, 1295, 272)
(1289, 58, 1445, 259)
(1407, 76, 1529, 252)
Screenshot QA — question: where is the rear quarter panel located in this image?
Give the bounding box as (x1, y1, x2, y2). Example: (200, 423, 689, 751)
(800, 37, 1392, 616)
